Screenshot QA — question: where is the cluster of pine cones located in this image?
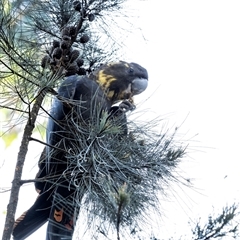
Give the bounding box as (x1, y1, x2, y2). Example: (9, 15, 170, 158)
(41, 1, 95, 77)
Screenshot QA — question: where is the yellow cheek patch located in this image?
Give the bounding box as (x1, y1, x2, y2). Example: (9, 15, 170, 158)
(107, 90, 115, 99)
(97, 70, 116, 89)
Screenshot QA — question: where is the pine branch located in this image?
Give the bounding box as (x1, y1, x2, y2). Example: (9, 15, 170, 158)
(192, 204, 239, 240)
(1, 89, 46, 240)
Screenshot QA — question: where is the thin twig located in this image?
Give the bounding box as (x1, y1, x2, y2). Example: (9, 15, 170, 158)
(0, 44, 39, 80)
(29, 137, 68, 153)
(0, 59, 39, 87)
(14, 86, 30, 106)
(0, 105, 28, 113)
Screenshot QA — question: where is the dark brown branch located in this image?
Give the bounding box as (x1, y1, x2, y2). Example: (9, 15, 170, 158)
(19, 171, 75, 186)
(19, 172, 71, 185)
(19, 178, 45, 185)
(2, 89, 46, 240)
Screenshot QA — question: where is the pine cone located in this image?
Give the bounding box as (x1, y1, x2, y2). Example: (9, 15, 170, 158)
(62, 35, 71, 41)
(52, 40, 60, 48)
(52, 47, 63, 59)
(69, 49, 80, 63)
(41, 55, 50, 68)
(73, 1, 81, 11)
(62, 54, 70, 63)
(88, 13, 95, 22)
(69, 26, 77, 36)
(76, 58, 84, 67)
(60, 40, 71, 49)
(61, 27, 70, 37)
(78, 67, 86, 75)
(79, 34, 90, 44)
(66, 62, 79, 76)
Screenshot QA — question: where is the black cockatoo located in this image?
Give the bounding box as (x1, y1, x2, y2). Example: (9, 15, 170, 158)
(12, 61, 148, 240)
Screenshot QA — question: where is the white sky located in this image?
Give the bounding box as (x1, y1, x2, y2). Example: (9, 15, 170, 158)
(1, 0, 240, 239)
(125, 0, 240, 238)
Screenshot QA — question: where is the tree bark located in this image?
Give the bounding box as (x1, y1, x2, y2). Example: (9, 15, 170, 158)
(2, 90, 46, 240)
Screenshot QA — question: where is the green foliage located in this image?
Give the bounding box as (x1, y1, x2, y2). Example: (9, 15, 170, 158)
(1, 1, 131, 239)
(48, 100, 186, 239)
(0, 1, 198, 240)
(0, 0, 127, 147)
(191, 203, 239, 240)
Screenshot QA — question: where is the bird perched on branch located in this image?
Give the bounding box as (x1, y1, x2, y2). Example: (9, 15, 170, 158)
(12, 61, 148, 240)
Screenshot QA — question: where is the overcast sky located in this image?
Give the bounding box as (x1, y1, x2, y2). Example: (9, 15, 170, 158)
(124, 0, 240, 237)
(1, 0, 240, 239)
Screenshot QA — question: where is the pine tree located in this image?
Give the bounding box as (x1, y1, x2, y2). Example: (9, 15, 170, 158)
(1, 1, 189, 239)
